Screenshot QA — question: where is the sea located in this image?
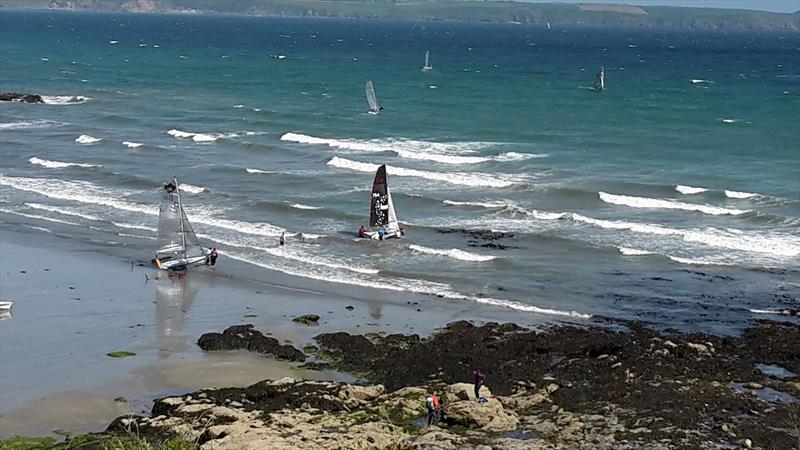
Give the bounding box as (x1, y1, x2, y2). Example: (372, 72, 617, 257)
(1, 10, 798, 334)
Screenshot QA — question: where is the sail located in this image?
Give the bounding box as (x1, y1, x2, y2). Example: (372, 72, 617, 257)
(386, 185, 399, 232)
(595, 67, 605, 91)
(369, 164, 392, 229)
(156, 180, 205, 260)
(366, 80, 380, 113)
(157, 182, 184, 258)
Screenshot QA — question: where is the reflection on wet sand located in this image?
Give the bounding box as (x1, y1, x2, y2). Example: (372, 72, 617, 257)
(154, 272, 199, 358)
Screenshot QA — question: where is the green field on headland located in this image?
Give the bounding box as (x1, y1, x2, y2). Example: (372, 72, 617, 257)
(3, 0, 799, 31)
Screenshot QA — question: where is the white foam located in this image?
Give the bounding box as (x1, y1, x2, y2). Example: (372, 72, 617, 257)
(599, 191, 748, 216)
(0, 120, 64, 130)
(0, 208, 80, 227)
(29, 157, 101, 169)
(246, 168, 274, 175)
(192, 133, 219, 143)
(725, 190, 757, 199)
(233, 104, 244, 108)
(75, 135, 102, 145)
(167, 129, 235, 143)
(667, 256, 729, 266)
(26, 203, 102, 221)
(720, 118, 738, 124)
(109, 40, 119, 44)
(288, 203, 321, 210)
(572, 213, 800, 257)
(690, 79, 713, 84)
(618, 247, 653, 256)
(327, 157, 516, 188)
(180, 184, 207, 194)
(675, 185, 708, 195)
(469, 296, 591, 318)
(409, 244, 497, 262)
(122, 141, 144, 148)
(42, 95, 91, 105)
(443, 199, 508, 209)
(282, 132, 516, 165)
(494, 152, 549, 161)
(749, 309, 790, 315)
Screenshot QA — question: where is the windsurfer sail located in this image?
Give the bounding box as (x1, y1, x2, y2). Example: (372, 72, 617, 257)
(422, 50, 433, 71)
(155, 179, 211, 270)
(594, 66, 605, 91)
(366, 80, 382, 114)
(365, 164, 402, 240)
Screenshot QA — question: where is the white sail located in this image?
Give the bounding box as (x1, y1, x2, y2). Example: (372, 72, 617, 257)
(422, 50, 432, 71)
(386, 185, 399, 233)
(366, 80, 380, 113)
(595, 66, 605, 91)
(156, 179, 208, 269)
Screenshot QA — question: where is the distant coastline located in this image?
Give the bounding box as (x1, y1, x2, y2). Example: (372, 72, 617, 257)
(1, 0, 798, 31)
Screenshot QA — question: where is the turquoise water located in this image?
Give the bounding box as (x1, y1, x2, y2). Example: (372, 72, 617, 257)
(1, 10, 798, 332)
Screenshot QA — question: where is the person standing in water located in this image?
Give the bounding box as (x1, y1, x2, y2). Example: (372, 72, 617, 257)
(358, 225, 366, 238)
(279, 232, 285, 246)
(472, 369, 486, 402)
(209, 247, 218, 266)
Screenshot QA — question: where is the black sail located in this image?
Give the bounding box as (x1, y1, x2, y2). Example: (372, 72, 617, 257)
(369, 164, 390, 228)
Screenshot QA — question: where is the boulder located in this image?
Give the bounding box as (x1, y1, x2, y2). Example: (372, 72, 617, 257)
(0, 92, 44, 103)
(443, 384, 518, 432)
(197, 324, 305, 362)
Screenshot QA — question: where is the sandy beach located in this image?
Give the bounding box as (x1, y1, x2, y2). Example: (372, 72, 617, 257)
(0, 230, 555, 438)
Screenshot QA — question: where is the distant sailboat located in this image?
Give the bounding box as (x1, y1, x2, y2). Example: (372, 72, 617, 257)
(155, 179, 211, 271)
(546, 22, 551, 30)
(594, 66, 605, 91)
(365, 80, 382, 114)
(365, 164, 402, 240)
(421, 50, 433, 71)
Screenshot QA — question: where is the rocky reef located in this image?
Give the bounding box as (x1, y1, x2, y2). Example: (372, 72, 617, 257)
(0, 92, 44, 103)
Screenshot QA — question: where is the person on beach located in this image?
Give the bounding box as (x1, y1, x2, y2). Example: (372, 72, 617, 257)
(358, 225, 366, 238)
(209, 248, 218, 266)
(472, 369, 486, 402)
(279, 232, 286, 246)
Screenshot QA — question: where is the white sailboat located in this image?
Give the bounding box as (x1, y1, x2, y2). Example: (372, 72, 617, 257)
(594, 66, 605, 91)
(421, 50, 433, 71)
(366, 80, 382, 115)
(365, 164, 402, 240)
(155, 179, 211, 271)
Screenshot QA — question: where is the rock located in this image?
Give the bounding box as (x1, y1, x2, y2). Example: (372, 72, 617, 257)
(686, 342, 710, 354)
(447, 382, 490, 402)
(197, 324, 305, 362)
(663, 340, 678, 348)
(746, 382, 763, 390)
(0, 92, 44, 103)
(292, 314, 320, 325)
(444, 384, 518, 432)
(345, 305, 354, 311)
(744, 438, 753, 448)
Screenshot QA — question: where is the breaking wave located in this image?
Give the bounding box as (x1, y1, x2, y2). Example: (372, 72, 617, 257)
(725, 190, 757, 199)
(180, 183, 207, 194)
(409, 244, 497, 262)
(288, 203, 321, 210)
(618, 247, 653, 256)
(443, 199, 509, 209)
(167, 129, 237, 143)
(327, 157, 517, 188)
(246, 168, 274, 174)
(675, 185, 708, 195)
(25, 203, 102, 221)
(122, 141, 144, 148)
(42, 95, 91, 105)
(75, 135, 102, 145)
(599, 191, 749, 216)
(0, 120, 65, 130)
(29, 157, 101, 169)
(281, 132, 538, 165)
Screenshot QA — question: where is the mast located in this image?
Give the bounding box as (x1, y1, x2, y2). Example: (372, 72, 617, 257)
(174, 177, 186, 259)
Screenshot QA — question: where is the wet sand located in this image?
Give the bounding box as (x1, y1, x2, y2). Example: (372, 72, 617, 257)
(0, 231, 545, 438)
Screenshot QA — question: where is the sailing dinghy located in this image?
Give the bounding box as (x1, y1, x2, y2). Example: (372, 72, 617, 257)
(365, 164, 403, 240)
(366, 80, 382, 114)
(155, 179, 211, 271)
(594, 66, 605, 91)
(421, 50, 433, 71)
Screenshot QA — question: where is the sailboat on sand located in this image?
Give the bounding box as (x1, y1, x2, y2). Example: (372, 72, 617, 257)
(155, 179, 212, 271)
(366, 80, 382, 114)
(421, 50, 433, 71)
(364, 164, 403, 240)
(594, 66, 605, 91)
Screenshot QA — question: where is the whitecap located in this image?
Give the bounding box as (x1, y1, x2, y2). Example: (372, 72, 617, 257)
(41, 95, 91, 105)
(29, 157, 101, 169)
(327, 157, 517, 188)
(725, 190, 757, 199)
(675, 185, 708, 195)
(690, 79, 713, 84)
(721, 118, 738, 124)
(246, 168, 274, 175)
(0, 120, 64, 130)
(179, 183, 207, 194)
(288, 203, 321, 210)
(109, 40, 119, 44)
(233, 104, 244, 108)
(122, 141, 144, 148)
(618, 247, 653, 256)
(443, 199, 508, 209)
(599, 191, 748, 216)
(494, 152, 549, 161)
(409, 244, 496, 262)
(75, 135, 102, 145)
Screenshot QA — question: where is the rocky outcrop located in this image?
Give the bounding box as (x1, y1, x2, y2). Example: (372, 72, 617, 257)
(0, 92, 44, 103)
(292, 314, 320, 325)
(197, 324, 305, 362)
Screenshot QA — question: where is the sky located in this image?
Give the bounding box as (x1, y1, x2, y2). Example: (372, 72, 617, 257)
(515, 0, 800, 13)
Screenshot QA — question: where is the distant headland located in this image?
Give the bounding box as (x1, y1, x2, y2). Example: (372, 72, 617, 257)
(1, 0, 798, 31)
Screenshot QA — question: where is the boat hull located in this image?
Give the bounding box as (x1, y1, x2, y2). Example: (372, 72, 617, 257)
(365, 231, 401, 240)
(157, 253, 210, 271)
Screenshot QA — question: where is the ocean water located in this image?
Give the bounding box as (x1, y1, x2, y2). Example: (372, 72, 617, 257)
(1, 10, 798, 333)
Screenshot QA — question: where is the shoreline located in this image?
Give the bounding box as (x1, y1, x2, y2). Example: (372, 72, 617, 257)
(8, 319, 798, 449)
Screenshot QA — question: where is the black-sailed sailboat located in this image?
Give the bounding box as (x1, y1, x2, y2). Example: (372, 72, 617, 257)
(365, 164, 402, 240)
